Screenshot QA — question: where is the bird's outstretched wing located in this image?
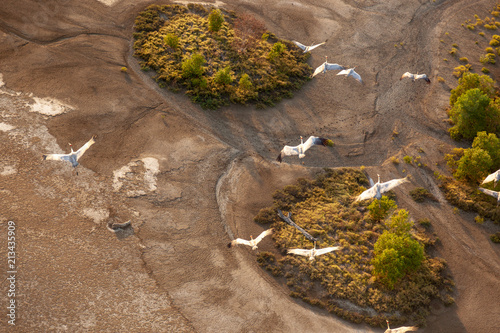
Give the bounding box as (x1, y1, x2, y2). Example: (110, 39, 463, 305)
(302, 136, 334, 152)
(355, 185, 378, 202)
(479, 187, 500, 199)
(229, 238, 252, 248)
(324, 63, 344, 71)
(75, 135, 96, 160)
(43, 153, 71, 162)
(254, 228, 273, 243)
(400, 72, 413, 80)
(315, 246, 342, 256)
(277, 145, 299, 162)
(337, 68, 363, 83)
(287, 248, 312, 257)
(307, 41, 326, 52)
(415, 74, 430, 84)
(350, 69, 363, 83)
(311, 63, 326, 78)
(368, 176, 375, 187)
(379, 176, 409, 194)
(388, 326, 418, 333)
(292, 40, 307, 51)
(482, 169, 500, 184)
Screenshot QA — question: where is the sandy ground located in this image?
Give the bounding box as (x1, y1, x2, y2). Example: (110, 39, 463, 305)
(0, 0, 499, 332)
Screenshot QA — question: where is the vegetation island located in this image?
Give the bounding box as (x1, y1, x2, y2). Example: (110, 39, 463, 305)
(133, 4, 311, 109)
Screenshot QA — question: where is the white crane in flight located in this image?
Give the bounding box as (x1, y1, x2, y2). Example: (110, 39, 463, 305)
(355, 174, 409, 202)
(276, 136, 334, 163)
(228, 229, 273, 250)
(43, 135, 96, 174)
(400, 72, 430, 84)
(481, 169, 500, 187)
(292, 40, 327, 53)
(337, 67, 363, 83)
(287, 242, 341, 261)
(311, 56, 345, 78)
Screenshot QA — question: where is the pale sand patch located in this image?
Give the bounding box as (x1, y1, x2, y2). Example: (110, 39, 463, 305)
(173, 0, 225, 7)
(113, 157, 160, 197)
(0, 73, 4, 88)
(0, 122, 15, 131)
(0, 165, 17, 176)
(82, 207, 109, 224)
(94, 0, 121, 6)
(28, 97, 74, 116)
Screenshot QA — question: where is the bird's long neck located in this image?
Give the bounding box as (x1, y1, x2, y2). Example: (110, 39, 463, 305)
(300, 136, 304, 145)
(69, 144, 74, 153)
(377, 174, 380, 183)
(386, 320, 390, 329)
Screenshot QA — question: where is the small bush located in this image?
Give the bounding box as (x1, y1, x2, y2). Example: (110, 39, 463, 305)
(491, 232, 500, 243)
(214, 66, 233, 85)
(410, 187, 437, 203)
(479, 31, 486, 36)
(163, 33, 179, 49)
(181, 53, 206, 78)
(208, 9, 224, 32)
(482, 67, 491, 74)
(419, 218, 431, 228)
(368, 196, 397, 221)
(489, 38, 500, 46)
(452, 65, 470, 78)
(391, 156, 400, 164)
(480, 53, 496, 64)
(475, 215, 485, 224)
(467, 24, 476, 30)
(449, 47, 458, 56)
(403, 156, 413, 164)
(437, 76, 445, 83)
(120, 66, 128, 73)
(486, 47, 495, 53)
(459, 57, 469, 62)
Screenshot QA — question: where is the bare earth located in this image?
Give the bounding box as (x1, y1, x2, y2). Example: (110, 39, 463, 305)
(0, 0, 499, 332)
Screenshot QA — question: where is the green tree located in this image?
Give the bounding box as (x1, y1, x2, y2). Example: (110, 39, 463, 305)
(453, 147, 493, 183)
(472, 131, 500, 169)
(450, 72, 496, 106)
(367, 196, 397, 221)
(181, 53, 206, 78)
(268, 42, 286, 60)
(208, 9, 224, 32)
(372, 231, 424, 289)
(448, 88, 498, 140)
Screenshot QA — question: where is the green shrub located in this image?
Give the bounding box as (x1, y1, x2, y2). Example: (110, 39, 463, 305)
(208, 9, 224, 32)
(181, 53, 206, 78)
(486, 47, 495, 53)
(449, 47, 458, 56)
(367, 196, 397, 221)
(214, 66, 233, 85)
(268, 41, 286, 60)
(482, 67, 491, 74)
(164, 33, 179, 49)
(403, 155, 413, 164)
(384, 209, 413, 235)
(472, 131, 500, 168)
(452, 65, 470, 78)
(459, 57, 469, 62)
(491, 232, 500, 243)
(480, 53, 496, 64)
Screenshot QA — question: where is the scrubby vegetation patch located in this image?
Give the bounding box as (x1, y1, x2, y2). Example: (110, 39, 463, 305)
(254, 168, 453, 328)
(133, 4, 312, 109)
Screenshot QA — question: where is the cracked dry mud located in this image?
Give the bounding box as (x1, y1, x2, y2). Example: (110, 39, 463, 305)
(1, 0, 500, 332)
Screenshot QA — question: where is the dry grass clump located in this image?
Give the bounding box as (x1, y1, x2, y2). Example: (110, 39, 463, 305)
(438, 175, 500, 224)
(254, 168, 453, 328)
(409, 187, 438, 203)
(133, 4, 311, 109)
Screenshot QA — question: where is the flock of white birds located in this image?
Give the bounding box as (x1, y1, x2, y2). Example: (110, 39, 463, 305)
(39, 38, 439, 331)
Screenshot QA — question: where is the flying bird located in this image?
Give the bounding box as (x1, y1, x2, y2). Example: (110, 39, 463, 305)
(400, 72, 430, 84)
(355, 174, 409, 202)
(337, 67, 363, 83)
(384, 320, 418, 333)
(481, 169, 500, 187)
(43, 135, 97, 172)
(478, 187, 500, 205)
(292, 40, 327, 53)
(287, 242, 341, 261)
(311, 56, 345, 78)
(276, 136, 334, 163)
(228, 229, 273, 250)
